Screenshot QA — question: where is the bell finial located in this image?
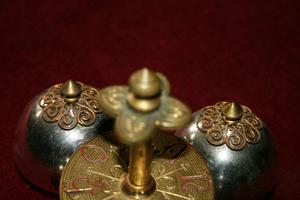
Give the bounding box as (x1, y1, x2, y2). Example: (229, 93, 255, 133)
(129, 68, 161, 98)
(222, 102, 243, 121)
(61, 80, 82, 102)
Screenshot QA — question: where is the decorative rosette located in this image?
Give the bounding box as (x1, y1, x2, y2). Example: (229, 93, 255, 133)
(39, 82, 102, 130)
(197, 102, 263, 150)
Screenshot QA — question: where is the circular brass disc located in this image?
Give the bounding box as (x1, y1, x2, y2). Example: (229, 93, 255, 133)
(60, 132, 214, 200)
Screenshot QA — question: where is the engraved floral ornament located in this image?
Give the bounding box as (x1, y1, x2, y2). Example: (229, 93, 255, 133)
(39, 82, 102, 130)
(61, 136, 213, 200)
(197, 102, 263, 150)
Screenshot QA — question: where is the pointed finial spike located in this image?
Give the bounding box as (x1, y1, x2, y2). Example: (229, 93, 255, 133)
(61, 80, 82, 99)
(129, 68, 161, 98)
(140, 68, 150, 82)
(222, 102, 243, 120)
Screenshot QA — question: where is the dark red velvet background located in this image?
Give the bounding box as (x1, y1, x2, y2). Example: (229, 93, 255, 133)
(0, 0, 299, 199)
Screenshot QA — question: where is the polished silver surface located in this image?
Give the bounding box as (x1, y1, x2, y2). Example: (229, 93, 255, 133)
(14, 92, 113, 193)
(176, 111, 277, 200)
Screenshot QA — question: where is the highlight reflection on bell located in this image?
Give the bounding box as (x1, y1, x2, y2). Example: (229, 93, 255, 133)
(14, 80, 113, 193)
(176, 102, 277, 199)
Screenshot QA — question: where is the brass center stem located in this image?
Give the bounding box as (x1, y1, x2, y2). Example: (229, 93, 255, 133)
(129, 140, 153, 187)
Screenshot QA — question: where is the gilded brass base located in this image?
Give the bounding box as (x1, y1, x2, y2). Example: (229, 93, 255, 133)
(119, 174, 156, 199)
(59, 132, 214, 200)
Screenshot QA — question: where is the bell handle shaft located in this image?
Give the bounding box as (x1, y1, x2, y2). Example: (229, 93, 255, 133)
(128, 140, 153, 187)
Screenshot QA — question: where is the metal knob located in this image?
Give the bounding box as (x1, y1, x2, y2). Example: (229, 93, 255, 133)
(59, 68, 215, 200)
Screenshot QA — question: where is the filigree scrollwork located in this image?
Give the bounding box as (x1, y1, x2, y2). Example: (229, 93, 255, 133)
(39, 83, 102, 130)
(197, 102, 262, 150)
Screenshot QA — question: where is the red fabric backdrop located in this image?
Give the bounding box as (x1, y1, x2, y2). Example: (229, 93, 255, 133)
(0, 0, 299, 199)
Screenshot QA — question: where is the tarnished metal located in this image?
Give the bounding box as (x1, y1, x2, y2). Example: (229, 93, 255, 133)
(14, 81, 113, 193)
(176, 102, 277, 200)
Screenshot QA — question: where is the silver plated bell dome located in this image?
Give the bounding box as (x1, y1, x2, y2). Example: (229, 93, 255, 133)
(14, 80, 113, 193)
(175, 101, 277, 200)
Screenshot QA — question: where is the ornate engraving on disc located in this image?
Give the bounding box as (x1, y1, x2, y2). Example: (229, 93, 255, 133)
(60, 133, 214, 200)
(39, 83, 102, 130)
(197, 102, 263, 150)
